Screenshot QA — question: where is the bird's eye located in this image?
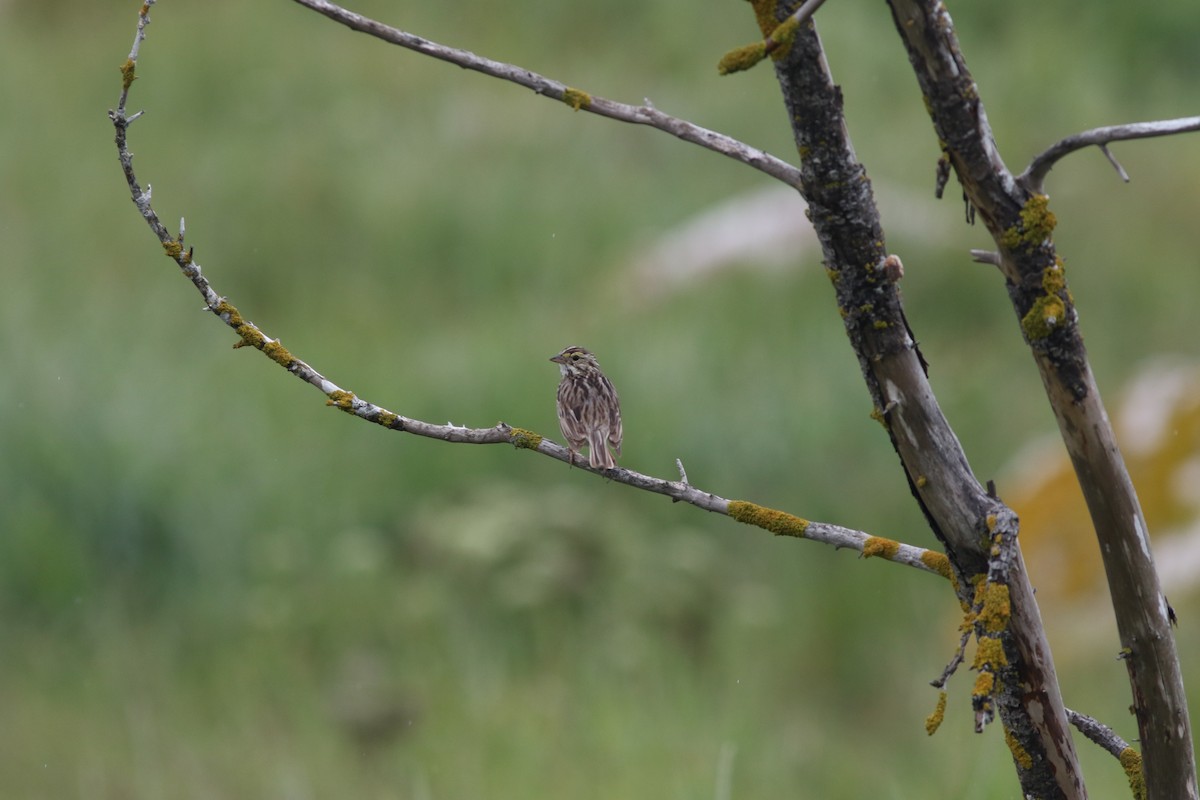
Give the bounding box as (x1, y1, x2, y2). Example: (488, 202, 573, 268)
(571, 353, 581, 360)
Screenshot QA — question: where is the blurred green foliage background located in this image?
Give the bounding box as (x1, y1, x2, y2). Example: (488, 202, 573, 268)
(1, 0, 1198, 797)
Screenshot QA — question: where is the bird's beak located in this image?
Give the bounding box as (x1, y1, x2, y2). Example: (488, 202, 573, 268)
(549, 354, 564, 364)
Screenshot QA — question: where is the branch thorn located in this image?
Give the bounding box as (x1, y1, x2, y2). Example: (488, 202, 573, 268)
(970, 249, 1000, 266)
(1098, 144, 1130, 182)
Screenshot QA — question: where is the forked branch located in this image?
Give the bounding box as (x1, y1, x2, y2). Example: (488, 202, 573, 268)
(1020, 116, 1200, 193)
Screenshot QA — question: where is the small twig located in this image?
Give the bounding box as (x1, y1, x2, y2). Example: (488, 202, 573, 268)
(1098, 144, 1130, 183)
(289, 0, 804, 191)
(969, 249, 1000, 266)
(115, 0, 155, 112)
(773, 0, 831, 47)
(934, 152, 951, 199)
(930, 625, 973, 690)
(716, 0, 831, 75)
(675, 458, 690, 485)
(1020, 116, 1200, 193)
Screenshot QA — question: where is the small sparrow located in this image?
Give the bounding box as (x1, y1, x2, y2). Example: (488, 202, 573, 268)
(550, 346, 622, 469)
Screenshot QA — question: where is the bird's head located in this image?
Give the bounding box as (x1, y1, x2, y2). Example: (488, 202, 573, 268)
(550, 345, 599, 377)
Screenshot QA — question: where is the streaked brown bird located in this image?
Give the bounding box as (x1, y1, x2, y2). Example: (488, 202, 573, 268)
(550, 346, 622, 469)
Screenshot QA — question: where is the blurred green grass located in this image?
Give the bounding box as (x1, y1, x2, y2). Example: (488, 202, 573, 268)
(1, 0, 1198, 797)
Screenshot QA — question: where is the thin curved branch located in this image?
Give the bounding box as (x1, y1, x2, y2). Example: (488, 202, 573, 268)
(289, 0, 804, 191)
(1020, 116, 1200, 193)
(107, 1, 947, 583)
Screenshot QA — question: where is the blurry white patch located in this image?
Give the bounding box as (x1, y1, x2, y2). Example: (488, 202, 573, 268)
(621, 184, 950, 306)
(625, 187, 810, 303)
(1117, 357, 1200, 458)
(1154, 517, 1200, 594)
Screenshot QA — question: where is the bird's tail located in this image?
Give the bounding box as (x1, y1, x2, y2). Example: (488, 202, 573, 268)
(588, 429, 617, 469)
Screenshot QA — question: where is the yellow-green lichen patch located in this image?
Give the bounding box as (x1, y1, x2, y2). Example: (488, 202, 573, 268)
(1000, 193, 1057, 249)
(727, 500, 809, 538)
(979, 582, 1011, 633)
(950, 570, 967, 610)
(376, 410, 400, 429)
(748, 0, 780, 37)
(1020, 293, 1066, 341)
(326, 390, 356, 410)
(162, 238, 183, 260)
(561, 87, 591, 111)
(120, 58, 137, 90)
(509, 427, 543, 450)
(214, 300, 244, 327)
(1042, 259, 1066, 294)
(862, 536, 900, 560)
(915, 474, 928, 488)
(925, 691, 947, 736)
(972, 670, 995, 699)
(920, 550, 952, 580)
(1004, 727, 1033, 770)
(765, 13, 802, 58)
(1119, 748, 1146, 800)
(717, 42, 767, 75)
(262, 339, 293, 368)
(233, 324, 262, 349)
(973, 636, 1007, 670)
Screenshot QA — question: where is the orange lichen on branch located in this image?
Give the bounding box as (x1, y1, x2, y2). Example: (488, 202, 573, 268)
(978, 582, 1012, 633)
(973, 636, 1008, 670)
(862, 536, 901, 560)
(973, 670, 995, 699)
(1119, 748, 1147, 800)
(727, 500, 809, 538)
(561, 87, 591, 111)
(925, 691, 947, 736)
(1005, 727, 1034, 770)
(120, 58, 137, 90)
(920, 550, 952, 580)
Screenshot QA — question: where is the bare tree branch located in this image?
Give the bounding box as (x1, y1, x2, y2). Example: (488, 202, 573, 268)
(107, 1, 948, 584)
(287, 0, 804, 191)
(887, 1, 1196, 796)
(1020, 116, 1200, 193)
(753, 1, 1085, 795)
